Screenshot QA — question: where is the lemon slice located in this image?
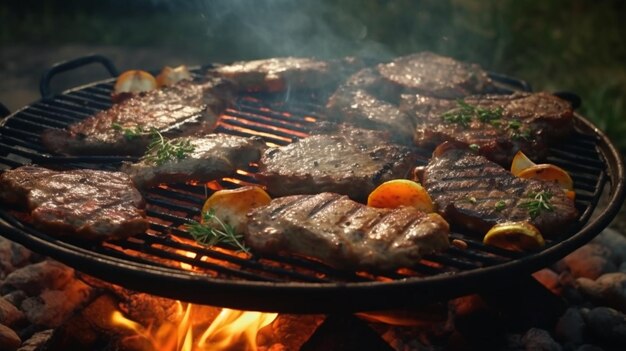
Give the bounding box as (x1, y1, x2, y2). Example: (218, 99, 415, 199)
(483, 221, 545, 251)
(156, 65, 192, 87)
(516, 164, 574, 190)
(367, 179, 434, 212)
(114, 70, 157, 95)
(510, 150, 537, 176)
(201, 186, 271, 233)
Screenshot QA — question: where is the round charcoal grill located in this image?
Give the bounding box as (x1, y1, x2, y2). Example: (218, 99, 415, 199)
(0, 55, 624, 313)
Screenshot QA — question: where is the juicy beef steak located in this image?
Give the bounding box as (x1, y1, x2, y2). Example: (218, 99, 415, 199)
(376, 52, 494, 99)
(421, 143, 578, 236)
(41, 78, 232, 156)
(122, 134, 267, 189)
(0, 166, 148, 240)
(245, 192, 450, 270)
(326, 88, 415, 144)
(256, 124, 419, 201)
(325, 53, 494, 143)
(401, 92, 574, 166)
(211, 56, 363, 93)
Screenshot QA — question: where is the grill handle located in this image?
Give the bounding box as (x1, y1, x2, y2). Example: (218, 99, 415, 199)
(553, 91, 582, 109)
(487, 71, 533, 92)
(40, 54, 119, 98)
(0, 102, 9, 119)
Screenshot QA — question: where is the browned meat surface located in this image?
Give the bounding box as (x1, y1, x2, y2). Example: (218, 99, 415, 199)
(421, 143, 578, 236)
(122, 134, 267, 189)
(256, 124, 419, 201)
(41, 78, 233, 156)
(401, 92, 574, 165)
(376, 52, 494, 99)
(245, 192, 450, 270)
(326, 88, 415, 144)
(0, 166, 148, 240)
(211, 56, 363, 93)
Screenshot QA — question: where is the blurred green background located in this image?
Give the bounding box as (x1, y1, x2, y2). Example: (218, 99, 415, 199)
(1, 0, 625, 151)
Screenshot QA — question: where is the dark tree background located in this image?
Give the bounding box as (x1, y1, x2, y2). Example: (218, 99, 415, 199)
(1, 0, 625, 151)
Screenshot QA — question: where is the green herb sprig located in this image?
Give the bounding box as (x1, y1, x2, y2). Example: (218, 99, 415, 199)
(112, 122, 145, 140)
(441, 100, 503, 128)
(519, 191, 553, 219)
(506, 120, 531, 140)
(143, 130, 195, 166)
(186, 209, 249, 253)
(495, 200, 507, 211)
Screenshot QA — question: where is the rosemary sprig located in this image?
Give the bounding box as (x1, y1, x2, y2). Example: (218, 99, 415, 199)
(441, 99, 503, 128)
(506, 120, 531, 140)
(186, 209, 250, 253)
(143, 130, 195, 166)
(519, 191, 553, 219)
(495, 200, 507, 211)
(111, 122, 144, 140)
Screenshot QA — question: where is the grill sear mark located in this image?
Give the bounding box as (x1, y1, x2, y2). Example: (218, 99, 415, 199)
(245, 193, 450, 271)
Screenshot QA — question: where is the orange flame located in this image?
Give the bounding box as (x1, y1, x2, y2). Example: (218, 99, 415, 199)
(198, 309, 277, 351)
(111, 303, 277, 351)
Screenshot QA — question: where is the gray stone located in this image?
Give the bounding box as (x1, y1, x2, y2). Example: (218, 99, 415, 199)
(521, 328, 561, 351)
(593, 228, 626, 266)
(0, 237, 33, 278)
(2, 290, 26, 308)
(2, 260, 73, 295)
(21, 278, 91, 328)
(0, 323, 20, 351)
(555, 307, 587, 347)
(0, 297, 23, 327)
(576, 272, 626, 313)
(561, 244, 617, 280)
(533, 268, 562, 295)
(583, 306, 626, 346)
(17, 329, 53, 351)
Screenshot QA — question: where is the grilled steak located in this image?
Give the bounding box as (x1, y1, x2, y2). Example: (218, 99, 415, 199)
(326, 88, 415, 144)
(0, 166, 148, 240)
(421, 143, 578, 236)
(246, 192, 450, 270)
(122, 134, 267, 189)
(376, 52, 494, 99)
(401, 92, 574, 165)
(41, 78, 233, 156)
(256, 124, 419, 201)
(211, 56, 363, 93)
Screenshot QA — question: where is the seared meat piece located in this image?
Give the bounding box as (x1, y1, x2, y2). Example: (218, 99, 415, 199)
(246, 192, 450, 270)
(122, 134, 267, 189)
(421, 143, 578, 236)
(256, 124, 419, 201)
(326, 88, 415, 144)
(401, 92, 574, 166)
(0, 166, 148, 240)
(376, 52, 494, 99)
(41, 78, 232, 156)
(211, 56, 363, 93)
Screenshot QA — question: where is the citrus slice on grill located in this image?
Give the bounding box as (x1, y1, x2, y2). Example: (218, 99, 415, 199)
(483, 221, 545, 251)
(201, 186, 271, 233)
(510, 150, 537, 176)
(156, 65, 192, 87)
(367, 179, 434, 212)
(113, 70, 157, 96)
(516, 164, 574, 190)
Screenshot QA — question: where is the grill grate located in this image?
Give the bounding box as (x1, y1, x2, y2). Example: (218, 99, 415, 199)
(0, 69, 623, 313)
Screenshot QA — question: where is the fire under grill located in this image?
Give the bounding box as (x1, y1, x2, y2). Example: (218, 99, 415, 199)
(0, 57, 624, 313)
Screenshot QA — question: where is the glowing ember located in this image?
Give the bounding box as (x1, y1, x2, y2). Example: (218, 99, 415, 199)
(111, 303, 277, 351)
